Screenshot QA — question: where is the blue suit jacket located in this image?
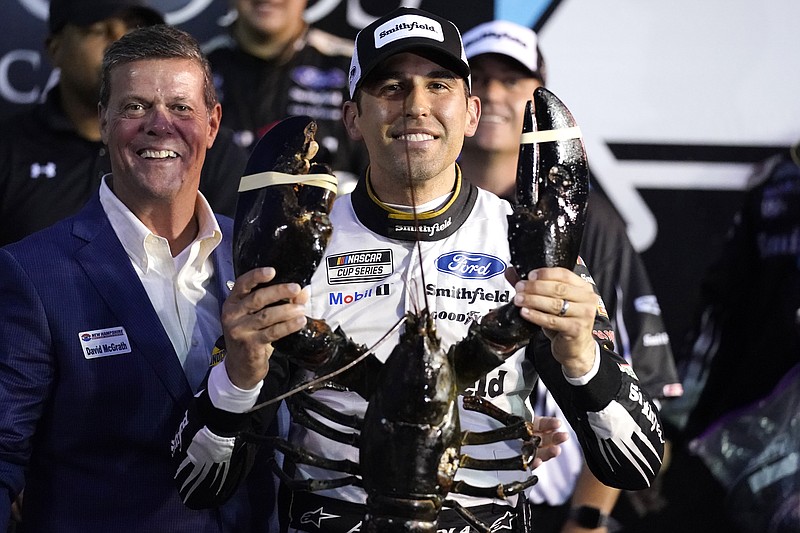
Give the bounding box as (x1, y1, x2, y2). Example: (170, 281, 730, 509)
(0, 196, 270, 532)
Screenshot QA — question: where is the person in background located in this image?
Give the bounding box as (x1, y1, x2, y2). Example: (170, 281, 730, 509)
(171, 8, 665, 533)
(203, 0, 367, 185)
(458, 19, 682, 532)
(0, 24, 276, 532)
(0, 0, 247, 247)
(640, 143, 800, 532)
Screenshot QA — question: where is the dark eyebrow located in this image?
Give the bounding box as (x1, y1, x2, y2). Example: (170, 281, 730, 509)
(368, 68, 459, 84)
(426, 70, 458, 80)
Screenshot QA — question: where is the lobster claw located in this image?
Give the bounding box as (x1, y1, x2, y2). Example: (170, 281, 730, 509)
(508, 87, 589, 278)
(232, 115, 337, 287)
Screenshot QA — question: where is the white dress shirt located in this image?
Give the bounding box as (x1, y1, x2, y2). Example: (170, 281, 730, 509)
(99, 176, 223, 391)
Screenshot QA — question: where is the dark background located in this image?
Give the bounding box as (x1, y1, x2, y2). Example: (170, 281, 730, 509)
(2, 0, 791, 358)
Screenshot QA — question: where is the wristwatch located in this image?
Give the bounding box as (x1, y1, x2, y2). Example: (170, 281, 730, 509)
(569, 505, 609, 529)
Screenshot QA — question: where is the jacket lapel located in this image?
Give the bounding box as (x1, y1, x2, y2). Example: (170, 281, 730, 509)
(72, 198, 192, 403)
(212, 214, 235, 312)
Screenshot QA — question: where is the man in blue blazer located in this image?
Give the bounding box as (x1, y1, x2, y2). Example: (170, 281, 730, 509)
(0, 24, 293, 532)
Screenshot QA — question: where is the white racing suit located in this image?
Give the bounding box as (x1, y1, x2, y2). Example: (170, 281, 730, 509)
(172, 170, 665, 532)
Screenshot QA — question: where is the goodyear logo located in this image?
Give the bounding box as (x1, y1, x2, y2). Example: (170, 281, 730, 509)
(326, 249, 393, 285)
(435, 251, 506, 280)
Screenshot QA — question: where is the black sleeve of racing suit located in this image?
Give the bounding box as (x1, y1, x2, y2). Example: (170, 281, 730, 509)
(171, 346, 291, 509)
(527, 257, 665, 491)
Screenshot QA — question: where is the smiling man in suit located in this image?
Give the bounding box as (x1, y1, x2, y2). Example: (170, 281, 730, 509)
(0, 24, 295, 532)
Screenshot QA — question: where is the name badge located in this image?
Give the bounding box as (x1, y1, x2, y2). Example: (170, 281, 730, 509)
(78, 326, 132, 359)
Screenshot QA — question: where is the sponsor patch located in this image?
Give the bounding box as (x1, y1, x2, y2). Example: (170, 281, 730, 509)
(593, 329, 616, 344)
(430, 308, 482, 325)
(618, 362, 639, 381)
(391, 217, 453, 238)
(374, 14, 444, 49)
(78, 326, 132, 359)
(663, 383, 685, 398)
(329, 284, 390, 305)
(643, 331, 670, 347)
(290, 66, 347, 90)
(634, 294, 662, 315)
(326, 249, 393, 285)
(596, 295, 609, 319)
(210, 345, 226, 367)
(435, 251, 506, 280)
(426, 283, 510, 304)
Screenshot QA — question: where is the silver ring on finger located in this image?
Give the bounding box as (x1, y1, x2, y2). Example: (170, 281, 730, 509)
(558, 299, 570, 317)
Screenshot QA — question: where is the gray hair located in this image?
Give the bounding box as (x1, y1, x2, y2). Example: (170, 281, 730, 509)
(99, 24, 217, 111)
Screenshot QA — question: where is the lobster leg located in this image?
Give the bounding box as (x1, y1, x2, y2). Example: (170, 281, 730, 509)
(270, 460, 361, 493)
(292, 391, 363, 431)
(286, 395, 361, 447)
(461, 423, 538, 446)
(461, 395, 539, 446)
(450, 476, 539, 499)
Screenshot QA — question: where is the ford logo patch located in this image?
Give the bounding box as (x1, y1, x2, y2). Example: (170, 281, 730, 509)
(436, 251, 507, 280)
(291, 66, 347, 90)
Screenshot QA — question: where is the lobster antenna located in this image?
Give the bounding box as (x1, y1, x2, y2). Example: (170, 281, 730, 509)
(246, 314, 408, 412)
(402, 101, 432, 318)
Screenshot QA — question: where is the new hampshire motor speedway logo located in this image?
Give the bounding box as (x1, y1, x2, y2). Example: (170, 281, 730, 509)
(78, 326, 131, 359)
(436, 251, 507, 280)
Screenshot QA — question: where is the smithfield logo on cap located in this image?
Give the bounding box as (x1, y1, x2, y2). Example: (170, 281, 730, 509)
(374, 14, 444, 49)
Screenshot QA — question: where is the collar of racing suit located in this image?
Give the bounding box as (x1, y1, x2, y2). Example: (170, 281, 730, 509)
(350, 164, 479, 241)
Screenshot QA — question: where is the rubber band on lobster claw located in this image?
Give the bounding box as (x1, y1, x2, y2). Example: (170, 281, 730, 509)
(450, 86, 590, 389)
(232, 115, 337, 289)
(230, 115, 371, 382)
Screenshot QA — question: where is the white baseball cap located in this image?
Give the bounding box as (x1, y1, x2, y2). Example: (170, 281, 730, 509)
(462, 19, 541, 79)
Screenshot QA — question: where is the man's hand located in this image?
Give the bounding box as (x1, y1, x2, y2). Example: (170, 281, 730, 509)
(221, 267, 308, 389)
(530, 415, 569, 469)
(513, 267, 598, 377)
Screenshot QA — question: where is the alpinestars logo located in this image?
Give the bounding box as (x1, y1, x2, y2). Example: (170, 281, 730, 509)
(300, 507, 339, 528)
(490, 510, 515, 531)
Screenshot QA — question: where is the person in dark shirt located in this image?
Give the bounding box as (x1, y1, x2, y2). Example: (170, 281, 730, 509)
(641, 146, 800, 532)
(0, 0, 247, 247)
(202, 0, 367, 185)
(0, 24, 271, 533)
(458, 19, 682, 532)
